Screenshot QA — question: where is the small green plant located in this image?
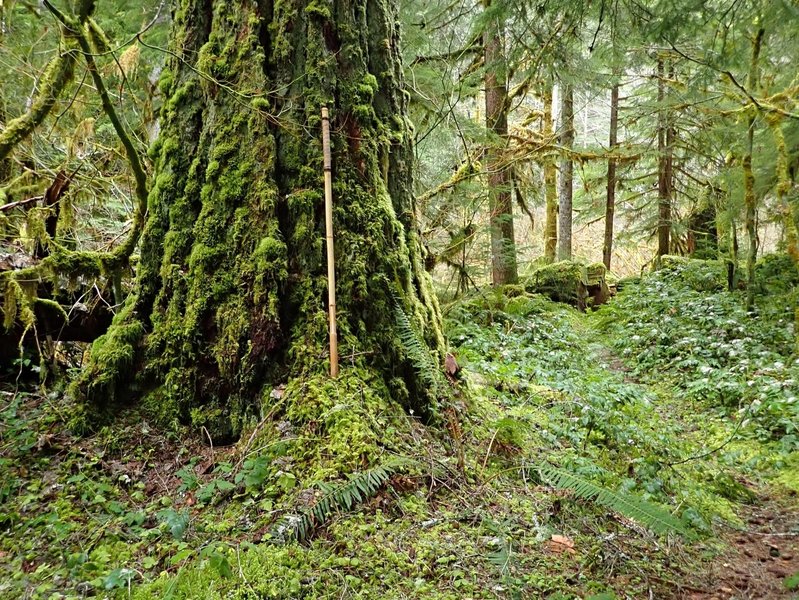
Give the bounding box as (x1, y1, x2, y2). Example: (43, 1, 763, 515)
(537, 464, 690, 537)
(271, 457, 413, 542)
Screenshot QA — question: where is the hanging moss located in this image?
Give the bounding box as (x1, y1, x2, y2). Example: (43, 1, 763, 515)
(0, 39, 78, 162)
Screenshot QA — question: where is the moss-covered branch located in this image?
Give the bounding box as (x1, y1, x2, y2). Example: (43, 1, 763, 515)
(43, 0, 148, 262)
(0, 40, 78, 162)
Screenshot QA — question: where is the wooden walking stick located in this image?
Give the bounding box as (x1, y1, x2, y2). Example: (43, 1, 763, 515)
(321, 106, 339, 377)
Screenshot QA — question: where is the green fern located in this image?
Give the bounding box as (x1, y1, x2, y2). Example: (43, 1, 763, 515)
(389, 287, 445, 396)
(271, 457, 414, 543)
(537, 464, 690, 537)
(482, 517, 514, 575)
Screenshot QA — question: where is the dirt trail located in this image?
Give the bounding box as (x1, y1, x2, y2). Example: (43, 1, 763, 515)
(686, 499, 799, 599)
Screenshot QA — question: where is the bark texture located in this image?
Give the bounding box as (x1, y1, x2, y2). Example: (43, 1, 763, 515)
(542, 85, 557, 263)
(74, 0, 445, 440)
(656, 58, 673, 258)
(602, 83, 618, 270)
(483, 2, 518, 285)
(557, 84, 574, 261)
(744, 28, 765, 311)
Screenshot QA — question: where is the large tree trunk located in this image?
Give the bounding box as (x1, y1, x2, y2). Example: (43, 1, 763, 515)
(483, 2, 518, 285)
(602, 83, 619, 270)
(74, 0, 446, 440)
(557, 84, 574, 261)
(542, 84, 558, 263)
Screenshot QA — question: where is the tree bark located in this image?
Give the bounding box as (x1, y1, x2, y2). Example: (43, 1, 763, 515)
(542, 84, 558, 263)
(557, 84, 574, 261)
(657, 57, 673, 258)
(602, 83, 619, 270)
(744, 28, 765, 311)
(483, 1, 518, 285)
(74, 0, 446, 440)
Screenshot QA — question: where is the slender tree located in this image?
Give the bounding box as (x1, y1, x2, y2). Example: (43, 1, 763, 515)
(557, 84, 574, 261)
(744, 28, 765, 311)
(656, 56, 673, 258)
(542, 83, 558, 263)
(483, 0, 518, 285)
(603, 82, 619, 269)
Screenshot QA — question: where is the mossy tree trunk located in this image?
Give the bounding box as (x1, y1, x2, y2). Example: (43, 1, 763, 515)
(75, 0, 445, 441)
(744, 28, 765, 312)
(557, 84, 574, 261)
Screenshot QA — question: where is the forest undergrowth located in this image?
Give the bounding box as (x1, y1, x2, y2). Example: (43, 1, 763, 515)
(1, 257, 798, 599)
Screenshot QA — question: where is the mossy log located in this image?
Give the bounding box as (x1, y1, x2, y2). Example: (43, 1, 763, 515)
(73, 0, 446, 441)
(0, 298, 113, 365)
(1, 252, 117, 363)
(524, 261, 610, 310)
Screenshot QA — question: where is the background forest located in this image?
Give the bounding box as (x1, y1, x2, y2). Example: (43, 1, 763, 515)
(1, 0, 799, 598)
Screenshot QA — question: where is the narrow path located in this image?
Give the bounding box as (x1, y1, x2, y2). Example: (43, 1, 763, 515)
(689, 501, 799, 599)
(588, 329, 799, 599)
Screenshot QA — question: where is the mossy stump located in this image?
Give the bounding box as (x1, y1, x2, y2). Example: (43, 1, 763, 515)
(524, 261, 610, 311)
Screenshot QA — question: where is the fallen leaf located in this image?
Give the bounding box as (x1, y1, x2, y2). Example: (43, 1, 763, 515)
(547, 534, 576, 554)
(445, 353, 460, 376)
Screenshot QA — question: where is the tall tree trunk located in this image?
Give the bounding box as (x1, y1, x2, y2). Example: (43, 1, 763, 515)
(484, 2, 518, 285)
(74, 0, 446, 440)
(656, 57, 673, 258)
(729, 211, 739, 292)
(0, 92, 10, 184)
(557, 84, 574, 261)
(744, 28, 765, 311)
(542, 84, 558, 263)
(602, 83, 619, 270)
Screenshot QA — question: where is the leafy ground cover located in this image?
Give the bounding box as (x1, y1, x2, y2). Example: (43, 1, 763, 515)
(1, 257, 798, 599)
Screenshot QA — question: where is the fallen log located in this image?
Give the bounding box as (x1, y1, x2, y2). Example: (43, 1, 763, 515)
(1, 251, 115, 366)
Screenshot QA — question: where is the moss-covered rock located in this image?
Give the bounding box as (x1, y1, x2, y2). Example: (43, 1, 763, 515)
(524, 261, 610, 310)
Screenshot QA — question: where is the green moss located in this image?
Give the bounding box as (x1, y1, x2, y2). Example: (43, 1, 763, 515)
(139, 385, 180, 428)
(280, 368, 403, 478)
(775, 452, 799, 493)
(524, 260, 590, 308)
(304, 0, 331, 18)
(253, 236, 288, 278)
(70, 296, 146, 430)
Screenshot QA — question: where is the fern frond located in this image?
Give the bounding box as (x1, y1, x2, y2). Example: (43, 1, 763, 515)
(272, 457, 415, 543)
(487, 543, 511, 575)
(389, 287, 446, 396)
(537, 464, 690, 537)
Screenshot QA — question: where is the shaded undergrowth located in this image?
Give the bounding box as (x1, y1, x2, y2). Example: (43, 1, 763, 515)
(1, 256, 798, 599)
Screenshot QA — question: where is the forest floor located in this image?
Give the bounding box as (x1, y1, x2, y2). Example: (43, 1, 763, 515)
(1, 257, 799, 599)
